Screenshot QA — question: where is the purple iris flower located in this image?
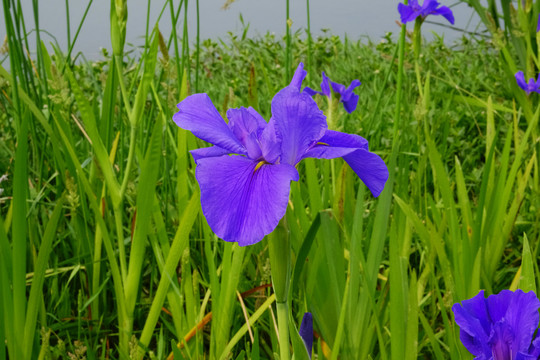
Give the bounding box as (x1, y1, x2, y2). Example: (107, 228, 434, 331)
(173, 63, 388, 246)
(303, 72, 361, 113)
(515, 71, 540, 95)
(452, 289, 540, 360)
(537, 13, 540, 32)
(398, 0, 455, 25)
(299, 312, 313, 358)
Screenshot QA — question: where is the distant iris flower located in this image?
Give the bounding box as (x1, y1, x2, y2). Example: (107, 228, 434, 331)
(452, 289, 540, 360)
(398, 0, 455, 25)
(303, 72, 361, 113)
(299, 312, 313, 358)
(515, 71, 540, 95)
(173, 63, 388, 246)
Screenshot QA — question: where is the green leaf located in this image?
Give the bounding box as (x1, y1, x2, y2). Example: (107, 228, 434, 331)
(518, 234, 536, 293)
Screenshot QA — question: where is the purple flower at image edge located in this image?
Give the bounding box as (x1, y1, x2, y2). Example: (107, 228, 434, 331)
(172, 63, 389, 246)
(452, 289, 540, 360)
(303, 72, 361, 113)
(398, 0, 455, 25)
(299, 312, 313, 358)
(515, 71, 540, 95)
(537, 13, 540, 32)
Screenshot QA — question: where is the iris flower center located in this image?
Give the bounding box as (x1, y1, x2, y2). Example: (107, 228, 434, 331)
(254, 160, 268, 172)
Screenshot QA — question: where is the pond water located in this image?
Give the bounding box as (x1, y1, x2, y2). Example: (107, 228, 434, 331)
(0, 0, 484, 61)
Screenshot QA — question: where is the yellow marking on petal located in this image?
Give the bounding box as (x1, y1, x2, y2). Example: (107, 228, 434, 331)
(254, 160, 266, 172)
(316, 142, 329, 146)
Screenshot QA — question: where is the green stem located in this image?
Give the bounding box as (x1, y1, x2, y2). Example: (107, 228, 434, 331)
(268, 217, 291, 359)
(276, 301, 290, 360)
(285, 0, 291, 82)
(119, 124, 137, 199)
(114, 205, 128, 281)
(413, 18, 424, 100)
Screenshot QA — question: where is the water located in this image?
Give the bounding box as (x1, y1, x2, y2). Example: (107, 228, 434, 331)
(0, 0, 484, 61)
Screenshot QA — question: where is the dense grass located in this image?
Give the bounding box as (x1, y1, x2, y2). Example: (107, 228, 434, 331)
(1, 1, 539, 359)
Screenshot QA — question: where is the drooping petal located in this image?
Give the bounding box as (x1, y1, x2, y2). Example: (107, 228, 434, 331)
(290, 63, 308, 91)
(452, 292, 492, 358)
(331, 79, 361, 113)
(303, 87, 322, 96)
(493, 290, 540, 357)
(302, 130, 387, 197)
(190, 146, 230, 162)
(302, 130, 368, 160)
(398, 3, 419, 23)
(174, 93, 247, 155)
(195, 155, 299, 246)
(432, 5, 455, 24)
(271, 86, 327, 166)
(343, 149, 389, 197)
(299, 312, 313, 359)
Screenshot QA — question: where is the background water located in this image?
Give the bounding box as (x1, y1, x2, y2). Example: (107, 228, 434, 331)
(0, 0, 484, 61)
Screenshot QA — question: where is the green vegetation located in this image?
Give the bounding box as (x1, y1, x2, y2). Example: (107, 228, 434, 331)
(0, 0, 539, 359)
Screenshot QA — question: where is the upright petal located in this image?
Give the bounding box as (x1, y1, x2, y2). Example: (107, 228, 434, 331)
(398, 3, 419, 23)
(174, 93, 247, 155)
(290, 63, 308, 90)
(493, 290, 540, 357)
(488, 320, 514, 360)
(271, 86, 327, 165)
(227, 107, 267, 160)
(195, 155, 299, 246)
(259, 117, 282, 164)
(320, 72, 331, 97)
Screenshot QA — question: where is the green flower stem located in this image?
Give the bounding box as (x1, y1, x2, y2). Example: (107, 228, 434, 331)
(268, 217, 291, 360)
(276, 301, 290, 360)
(119, 124, 137, 199)
(413, 18, 424, 100)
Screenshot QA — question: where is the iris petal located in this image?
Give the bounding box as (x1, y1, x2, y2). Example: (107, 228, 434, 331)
(303, 130, 387, 197)
(433, 5, 455, 25)
(516, 71, 527, 89)
(398, 3, 419, 23)
(271, 86, 327, 166)
(299, 312, 313, 359)
(190, 146, 230, 162)
(195, 155, 299, 246)
(173, 93, 247, 155)
(488, 320, 514, 360)
(493, 290, 540, 357)
(452, 295, 492, 357)
(227, 107, 266, 160)
(290, 63, 308, 91)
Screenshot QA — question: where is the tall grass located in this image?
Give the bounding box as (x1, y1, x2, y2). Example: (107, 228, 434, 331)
(0, 0, 539, 359)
